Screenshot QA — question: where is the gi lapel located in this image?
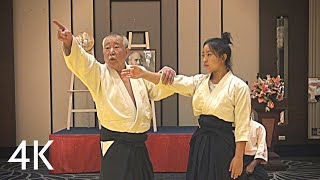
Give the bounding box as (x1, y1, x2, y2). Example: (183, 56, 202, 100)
(108, 66, 137, 115)
(202, 71, 233, 113)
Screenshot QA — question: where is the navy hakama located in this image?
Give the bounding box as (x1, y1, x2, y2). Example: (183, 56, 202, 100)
(187, 115, 246, 180)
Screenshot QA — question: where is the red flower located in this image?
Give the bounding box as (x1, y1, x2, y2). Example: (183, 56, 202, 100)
(268, 101, 275, 109)
(272, 76, 281, 83)
(261, 86, 270, 93)
(253, 82, 259, 86)
(277, 93, 283, 101)
(258, 98, 264, 103)
(259, 85, 264, 90)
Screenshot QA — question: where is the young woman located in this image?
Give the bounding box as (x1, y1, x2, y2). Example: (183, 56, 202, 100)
(122, 32, 251, 180)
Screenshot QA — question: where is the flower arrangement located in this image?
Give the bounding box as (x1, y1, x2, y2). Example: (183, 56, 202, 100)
(251, 75, 285, 112)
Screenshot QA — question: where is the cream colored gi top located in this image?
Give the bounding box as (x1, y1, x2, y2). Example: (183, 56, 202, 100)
(245, 120, 268, 163)
(63, 38, 173, 133)
(157, 71, 251, 142)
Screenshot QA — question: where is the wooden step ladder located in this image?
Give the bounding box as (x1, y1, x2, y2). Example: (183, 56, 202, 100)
(66, 32, 100, 130)
(127, 31, 157, 132)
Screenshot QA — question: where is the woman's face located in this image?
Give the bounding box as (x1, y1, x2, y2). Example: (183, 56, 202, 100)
(202, 44, 226, 73)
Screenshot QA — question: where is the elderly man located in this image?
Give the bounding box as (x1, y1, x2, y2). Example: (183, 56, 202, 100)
(128, 51, 144, 66)
(53, 20, 175, 180)
(309, 80, 320, 102)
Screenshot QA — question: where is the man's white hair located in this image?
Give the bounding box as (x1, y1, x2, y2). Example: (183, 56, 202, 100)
(102, 33, 128, 49)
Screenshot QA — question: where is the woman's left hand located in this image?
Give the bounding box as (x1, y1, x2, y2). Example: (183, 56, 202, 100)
(229, 156, 243, 179)
(121, 65, 146, 79)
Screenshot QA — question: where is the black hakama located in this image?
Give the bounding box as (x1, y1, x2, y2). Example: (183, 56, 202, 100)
(243, 155, 269, 180)
(187, 115, 246, 180)
(99, 127, 154, 180)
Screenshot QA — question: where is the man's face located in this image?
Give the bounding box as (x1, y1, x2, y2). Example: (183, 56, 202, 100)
(103, 36, 129, 71)
(128, 52, 142, 65)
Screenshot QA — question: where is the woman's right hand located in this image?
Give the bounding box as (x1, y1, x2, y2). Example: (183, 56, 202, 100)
(229, 156, 243, 179)
(160, 66, 176, 85)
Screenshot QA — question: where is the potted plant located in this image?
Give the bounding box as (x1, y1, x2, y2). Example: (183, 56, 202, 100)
(251, 75, 285, 112)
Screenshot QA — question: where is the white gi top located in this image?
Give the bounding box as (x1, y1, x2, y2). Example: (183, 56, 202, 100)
(245, 120, 268, 163)
(63, 38, 173, 133)
(157, 71, 251, 142)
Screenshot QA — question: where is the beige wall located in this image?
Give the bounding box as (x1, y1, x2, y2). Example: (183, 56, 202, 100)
(72, 0, 95, 128)
(201, 0, 221, 74)
(178, 0, 200, 126)
(14, 0, 51, 146)
(14, 0, 95, 145)
(223, 0, 259, 86)
(178, 0, 259, 125)
(13, 0, 260, 144)
(51, 0, 95, 132)
(50, 0, 72, 134)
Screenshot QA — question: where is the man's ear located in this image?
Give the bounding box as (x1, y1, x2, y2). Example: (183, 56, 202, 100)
(125, 48, 130, 58)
